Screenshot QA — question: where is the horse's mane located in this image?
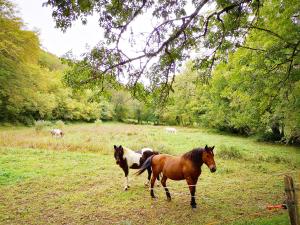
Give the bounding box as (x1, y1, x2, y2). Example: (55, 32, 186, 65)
(123, 147, 134, 153)
(123, 146, 133, 152)
(182, 148, 204, 165)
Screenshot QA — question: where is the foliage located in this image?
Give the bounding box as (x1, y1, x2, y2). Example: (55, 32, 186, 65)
(55, 120, 64, 129)
(44, 0, 262, 97)
(1, 0, 299, 145)
(94, 119, 102, 125)
(157, 0, 300, 144)
(205, 0, 300, 142)
(0, 0, 102, 124)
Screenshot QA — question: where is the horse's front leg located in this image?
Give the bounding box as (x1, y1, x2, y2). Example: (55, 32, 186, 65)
(186, 177, 198, 208)
(122, 166, 129, 191)
(161, 175, 171, 201)
(145, 167, 151, 187)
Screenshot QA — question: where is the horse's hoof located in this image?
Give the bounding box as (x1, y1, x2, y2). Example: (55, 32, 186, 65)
(156, 183, 160, 187)
(191, 205, 197, 209)
(124, 187, 129, 191)
(167, 197, 172, 202)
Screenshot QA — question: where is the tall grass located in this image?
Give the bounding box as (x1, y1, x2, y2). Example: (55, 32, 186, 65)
(218, 145, 244, 160)
(0, 123, 298, 225)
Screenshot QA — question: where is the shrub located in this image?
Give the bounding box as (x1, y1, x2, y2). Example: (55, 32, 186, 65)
(55, 120, 65, 129)
(35, 120, 52, 132)
(124, 119, 138, 124)
(94, 119, 102, 125)
(256, 131, 281, 142)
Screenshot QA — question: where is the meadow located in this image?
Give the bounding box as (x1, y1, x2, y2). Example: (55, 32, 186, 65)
(0, 123, 299, 225)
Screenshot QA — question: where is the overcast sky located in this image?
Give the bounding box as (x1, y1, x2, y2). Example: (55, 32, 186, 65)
(13, 0, 103, 58)
(12, 0, 213, 67)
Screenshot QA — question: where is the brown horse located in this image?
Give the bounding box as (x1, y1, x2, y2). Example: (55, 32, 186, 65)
(136, 145, 216, 208)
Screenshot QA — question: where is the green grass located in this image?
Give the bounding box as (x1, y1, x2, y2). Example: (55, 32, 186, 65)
(0, 123, 299, 225)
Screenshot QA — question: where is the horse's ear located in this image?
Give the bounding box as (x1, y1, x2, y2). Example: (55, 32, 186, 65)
(205, 145, 208, 150)
(119, 145, 123, 149)
(212, 146, 215, 150)
(114, 145, 117, 150)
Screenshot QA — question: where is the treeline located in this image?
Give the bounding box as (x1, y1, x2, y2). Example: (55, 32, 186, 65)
(0, 0, 160, 125)
(0, 1, 100, 124)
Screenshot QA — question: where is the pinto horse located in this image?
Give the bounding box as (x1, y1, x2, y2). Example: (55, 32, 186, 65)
(136, 145, 216, 208)
(113, 145, 159, 190)
(50, 129, 64, 137)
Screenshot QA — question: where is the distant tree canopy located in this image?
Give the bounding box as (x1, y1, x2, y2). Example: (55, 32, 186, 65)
(0, 0, 102, 124)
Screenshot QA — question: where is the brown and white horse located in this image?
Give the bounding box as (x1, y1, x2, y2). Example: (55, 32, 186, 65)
(113, 145, 159, 190)
(137, 145, 216, 208)
(50, 129, 64, 137)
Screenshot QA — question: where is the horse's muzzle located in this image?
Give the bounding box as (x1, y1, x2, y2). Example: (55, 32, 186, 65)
(210, 166, 216, 173)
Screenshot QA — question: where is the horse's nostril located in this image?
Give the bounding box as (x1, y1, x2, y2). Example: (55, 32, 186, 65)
(211, 167, 216, 173)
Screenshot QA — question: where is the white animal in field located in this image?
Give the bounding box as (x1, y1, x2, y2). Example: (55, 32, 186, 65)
(165, 127, 177, 134)
(50, 129, 64, 137)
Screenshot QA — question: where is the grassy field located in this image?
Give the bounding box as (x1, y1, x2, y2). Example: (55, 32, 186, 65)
(0, 123, 299, 225)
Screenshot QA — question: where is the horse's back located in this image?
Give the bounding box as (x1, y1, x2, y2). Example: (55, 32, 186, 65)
(51, 128, 63, 137)
(152, 154, 186, 180)
(141, 147, 153, 153)
(165, 127, 177, 133)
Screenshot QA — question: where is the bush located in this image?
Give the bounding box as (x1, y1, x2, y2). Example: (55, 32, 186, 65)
(218, 145, 243, 160)
(55, 120, 65, 129)
(35, 120, 52, 132)
(124, 119, 138, 124)
(94, 119, 102, 125)
(257, 131, 281, 142)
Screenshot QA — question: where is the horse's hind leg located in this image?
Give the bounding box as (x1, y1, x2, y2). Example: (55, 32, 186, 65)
(161, 175, 171, 201)
(155, 173, 160, 187)
(150, 173, 158, 198)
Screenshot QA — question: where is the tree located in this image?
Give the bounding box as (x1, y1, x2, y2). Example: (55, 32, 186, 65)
(205, 0, 300, 141)
(0, 0, 102, 124)
(44, 0, 264, 99)
(0, 0, 40, 123)
(111, 90, 131, 121)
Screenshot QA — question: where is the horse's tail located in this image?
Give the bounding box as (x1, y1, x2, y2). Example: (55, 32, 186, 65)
(136, 155, 155, 176)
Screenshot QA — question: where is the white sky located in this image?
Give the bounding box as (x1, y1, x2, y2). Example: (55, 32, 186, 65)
(12, 0, 214, 78)
(13, 0, 103, 58)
